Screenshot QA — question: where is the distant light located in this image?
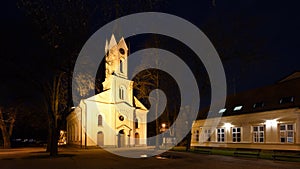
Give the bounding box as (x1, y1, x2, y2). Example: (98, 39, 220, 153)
(161, 123, 166, 128)
(219, 108, 226, 114)
(233, 106, 243, 111)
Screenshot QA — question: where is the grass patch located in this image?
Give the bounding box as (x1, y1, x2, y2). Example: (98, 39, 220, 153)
(171, 146, 300, 162)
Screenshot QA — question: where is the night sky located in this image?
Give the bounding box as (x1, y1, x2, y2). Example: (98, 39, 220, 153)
(1, 1, 300, 139)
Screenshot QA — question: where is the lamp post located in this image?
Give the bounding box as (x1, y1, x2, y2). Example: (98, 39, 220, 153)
(160, 123, 167, 149)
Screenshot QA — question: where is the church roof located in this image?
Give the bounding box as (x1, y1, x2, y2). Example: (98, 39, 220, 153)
(197, 72, 300, 119)
(133, 96, 147, 110)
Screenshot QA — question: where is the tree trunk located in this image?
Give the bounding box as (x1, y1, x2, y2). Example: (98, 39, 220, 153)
(50, 126, 58, 156)
(2, 132, 11, 149)
(185, 131, 191, 152)
(46, 115, 58, 156)
(46, 123, 52, 152)
(0, 108, 12, 149)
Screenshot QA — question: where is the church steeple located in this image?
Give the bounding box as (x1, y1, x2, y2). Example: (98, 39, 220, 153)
(103, 35, 129, 91)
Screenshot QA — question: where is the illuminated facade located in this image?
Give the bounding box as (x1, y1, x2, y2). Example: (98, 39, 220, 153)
(191, 72, 300, 150)
(67, 35, 148, 147)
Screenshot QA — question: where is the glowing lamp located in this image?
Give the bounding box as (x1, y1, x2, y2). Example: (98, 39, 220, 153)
(266, 119, 277, 126)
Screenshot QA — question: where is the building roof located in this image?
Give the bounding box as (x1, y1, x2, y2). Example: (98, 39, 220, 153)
(197, 72, 300, 119)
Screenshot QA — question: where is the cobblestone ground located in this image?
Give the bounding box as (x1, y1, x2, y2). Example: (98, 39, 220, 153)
(0, 147, 299, 169)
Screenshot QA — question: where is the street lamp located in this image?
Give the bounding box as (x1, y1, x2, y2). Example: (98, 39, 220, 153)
(160, 123, 167, 149)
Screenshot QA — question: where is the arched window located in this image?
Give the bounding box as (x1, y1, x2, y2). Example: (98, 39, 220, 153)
(98, 114, 103, 126)
(135, 118, 139, 129)
(72, 125, 75, 141)
(120, 60, 123, 73)
(119, 87, 125, 100)
(75, 125, 77, 141)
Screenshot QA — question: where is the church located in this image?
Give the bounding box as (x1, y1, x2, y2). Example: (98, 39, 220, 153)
(67, 35, 148, 148)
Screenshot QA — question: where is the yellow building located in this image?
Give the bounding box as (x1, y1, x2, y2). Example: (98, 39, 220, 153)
(67, 35, 148, 148)
(191, 73, 300, 150)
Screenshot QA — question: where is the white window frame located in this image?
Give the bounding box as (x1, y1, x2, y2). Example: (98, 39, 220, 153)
(232, 127, 241, 142)
(193, 129, 200, 142)
(253, 126, 264, 143)
(195, 130, 199, 142)
(280, 124, 294, 143)
(217, 128, 225, 142)
(204, 129, 211, 142)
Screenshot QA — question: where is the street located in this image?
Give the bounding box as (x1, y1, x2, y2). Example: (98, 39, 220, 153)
(0, 147, 299, 169)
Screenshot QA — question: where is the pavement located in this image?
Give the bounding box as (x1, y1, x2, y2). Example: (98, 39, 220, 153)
(0, 147, 299, 169)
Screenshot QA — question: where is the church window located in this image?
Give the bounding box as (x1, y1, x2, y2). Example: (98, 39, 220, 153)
(119, 115, 124, 121)
(120, 60, 123, 73)
(119, 87, 125, 100)
(135, 118, 139, 128)
(98, 115, 103, 126)
(119, 48, 125, 55)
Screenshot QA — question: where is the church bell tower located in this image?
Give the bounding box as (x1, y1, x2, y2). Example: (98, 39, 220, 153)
(103, 34, 129, 91)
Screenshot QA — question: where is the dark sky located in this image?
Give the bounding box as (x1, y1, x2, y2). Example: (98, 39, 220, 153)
(1, 0, 300, 106)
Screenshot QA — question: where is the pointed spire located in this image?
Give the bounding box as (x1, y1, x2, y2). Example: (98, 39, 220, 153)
(105, 39, 108, 54)
(108, 34, 117, 50)
(118, 37, 128, 50)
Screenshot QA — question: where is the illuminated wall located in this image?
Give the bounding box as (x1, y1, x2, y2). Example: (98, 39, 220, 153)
(191, 108, 300, 150)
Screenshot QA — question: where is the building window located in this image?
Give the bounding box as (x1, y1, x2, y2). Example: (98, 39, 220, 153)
(204, 129, 211, 142)
(72, 125, 75, 141)
(280, 124, 294, 143)
(232, 127, 241, 142)
(217, 128, 225, 142)
(98, 115, 103, 126)
(119, 87, 125, 100)
(135, 118, 139, 129)
(279, 96, 294, 104)
(253, 126, 264, 143)
(218, 108, 226, 114)
(75, 125, 78, 141)
(253, 102, 264, 109)
(120, 60, 123, 73)
(233, 105, 243, 111)
(195, 130, 199, 142)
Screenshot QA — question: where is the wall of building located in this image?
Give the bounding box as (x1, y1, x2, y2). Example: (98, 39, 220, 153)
(191, 108, 300, 150)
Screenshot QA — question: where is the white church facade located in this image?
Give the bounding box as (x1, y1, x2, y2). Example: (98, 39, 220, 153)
(67, 35, 148, 147)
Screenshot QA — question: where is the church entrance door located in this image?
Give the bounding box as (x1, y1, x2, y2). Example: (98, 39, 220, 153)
(97, 131, 104, 146)
(118, 130, 125, 147)
(135, 133, 140, 145)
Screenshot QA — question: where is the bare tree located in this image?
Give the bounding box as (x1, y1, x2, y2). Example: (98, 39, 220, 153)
(40, 71, 68, 156)
(134, 68, 160, 149)
(0, 102, 25, 148)
(0, 107, 16, 148)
